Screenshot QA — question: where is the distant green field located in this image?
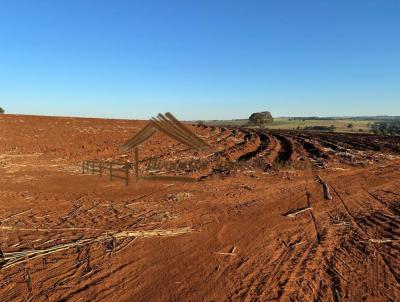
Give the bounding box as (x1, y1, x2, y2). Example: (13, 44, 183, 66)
(265, 118, 375, 133)
(204, 118, 381, 133)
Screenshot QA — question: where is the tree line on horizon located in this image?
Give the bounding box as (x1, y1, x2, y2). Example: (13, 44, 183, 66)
(370, 120, 400, 136)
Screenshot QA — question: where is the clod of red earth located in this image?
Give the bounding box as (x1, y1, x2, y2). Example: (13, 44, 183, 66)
(163, 192, 193, 202)
(0, 114, 400, 301)
(236, 184, 252, 190)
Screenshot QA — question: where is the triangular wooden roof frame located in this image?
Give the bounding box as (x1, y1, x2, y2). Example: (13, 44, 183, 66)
(121, 112, 211, 151)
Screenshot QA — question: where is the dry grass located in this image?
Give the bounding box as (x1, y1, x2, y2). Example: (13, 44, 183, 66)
(1, 226, 193, 270)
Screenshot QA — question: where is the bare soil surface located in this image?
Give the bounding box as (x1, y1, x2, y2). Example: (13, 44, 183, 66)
(0, 114, 399, 301)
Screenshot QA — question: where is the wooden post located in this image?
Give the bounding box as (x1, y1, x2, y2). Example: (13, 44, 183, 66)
(99, 161, 103, 176)
(82, 161, 85, 174)
(109, 162, 113, 181)
(92, 161, 95, 174)
(135, 147, 139, 183)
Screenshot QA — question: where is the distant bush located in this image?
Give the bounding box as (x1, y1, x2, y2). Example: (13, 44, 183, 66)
(0, 107, 4, 114)
(370, 121, 400, 135)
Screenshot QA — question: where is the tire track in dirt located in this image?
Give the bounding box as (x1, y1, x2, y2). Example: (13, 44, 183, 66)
(232, 175, 400, 301)
(330, 184, 400, 285)
(362, 188, 400, 217)
(229, 188, 321, 301)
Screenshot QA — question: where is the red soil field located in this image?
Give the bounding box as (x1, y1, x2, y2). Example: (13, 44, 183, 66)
(0, 114, 399, 301)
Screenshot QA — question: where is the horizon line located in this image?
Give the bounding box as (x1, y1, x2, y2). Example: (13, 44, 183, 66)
(2, 112, 400, 121)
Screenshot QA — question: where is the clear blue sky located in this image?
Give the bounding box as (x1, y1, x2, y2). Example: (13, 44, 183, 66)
(1, 1, 399, 120)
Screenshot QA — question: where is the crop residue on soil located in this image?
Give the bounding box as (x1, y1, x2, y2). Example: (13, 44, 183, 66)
(0, 114, 399, 301)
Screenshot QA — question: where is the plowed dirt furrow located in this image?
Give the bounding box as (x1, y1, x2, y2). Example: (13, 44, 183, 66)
(261, 134, 281, 164)
(272, 134, 293, 162)
(207, 130, 252, 161)
(314, 137, 347, 152)
(237, 132, 269, 162)
(320, 133, 380, 152)
(317, 136, 355, 151)
(296, 137, 328, 160)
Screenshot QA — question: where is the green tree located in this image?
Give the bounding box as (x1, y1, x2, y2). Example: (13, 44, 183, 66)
(0, 107, 4, 114)
(370, 121, 400, 135)
(248, 111, 273, 127)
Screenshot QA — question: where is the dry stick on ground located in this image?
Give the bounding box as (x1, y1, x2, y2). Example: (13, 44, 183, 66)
(24, 268, 33, 298)
(316, 175, 333, 200)
(0, 247, 4, 264)
(0, 226, 117, 232)
(382, 190, 400, 197)
(369, 238, 400, 244)
(282, 207, 312, 218)
(112, 237, 137, 255)
(0, 209, 32, 226)
(124, 184, 175, 207)
(215, 244, 237, 256)
(55, 203, 84, 227)
(1, 227, 193, 270)
(305, 188, 321, 244)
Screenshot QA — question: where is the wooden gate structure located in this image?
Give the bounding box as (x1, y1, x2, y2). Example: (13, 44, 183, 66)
(120, 112, 211, 182)
(82, 112, 210, 185)
(82, 160, 132, 186)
